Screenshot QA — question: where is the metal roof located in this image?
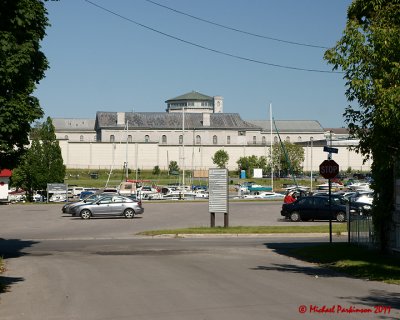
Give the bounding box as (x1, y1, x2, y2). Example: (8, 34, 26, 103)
(95, 112, 259, 130)
(165, 91, 213, 102)
(247, 120, 324, 133)
(52, 118, 96, 131)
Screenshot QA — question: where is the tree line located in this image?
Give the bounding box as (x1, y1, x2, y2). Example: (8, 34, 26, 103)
(212, 141, 305, 178)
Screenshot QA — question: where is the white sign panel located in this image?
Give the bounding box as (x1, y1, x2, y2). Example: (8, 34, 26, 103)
(208, 168, 228, 213)
(253, 168, 263, 178)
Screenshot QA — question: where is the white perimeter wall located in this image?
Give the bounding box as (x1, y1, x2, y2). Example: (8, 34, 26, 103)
(59, 140, 372, 173)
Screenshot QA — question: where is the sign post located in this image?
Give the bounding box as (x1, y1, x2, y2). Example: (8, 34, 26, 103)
(319, 159, 340, 243)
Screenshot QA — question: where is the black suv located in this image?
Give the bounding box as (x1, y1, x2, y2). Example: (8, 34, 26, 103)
(281, 195, 358, 222)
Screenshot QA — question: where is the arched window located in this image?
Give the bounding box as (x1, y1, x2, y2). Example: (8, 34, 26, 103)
(213, 135, 217, 145)
(274, 136, 278, 143)
(110, 135, 115, 143)
(196, 135, 201, 144)
(64, 135, 68, 140)
(227, 136, 231, 144)
(80, 135, 84, 142)
(253, 136, 257, 144)
(262, 136, 266, 145)
(297, 136, 302, 142)
(145, 135, 150, 143)
(179, 135, 183, 144)
(286, 136, 290, 142)
(128, 135, 132, 143)
(162, 135, 167, 144)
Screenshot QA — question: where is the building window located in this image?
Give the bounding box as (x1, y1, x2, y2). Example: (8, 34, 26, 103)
(93, 135, 96, 142)
(128, 135, 132, 143)
(145, 135, 150, 143)
(213, 135, 218, 145)
(298, 136, 302, 142)
(179, 135, 183, 144)
(110, 135, 115, 143)
(238, 131, 246, 136)
(162, 135, 167, 144)
(262, 136, 266, 145)
(227, 136, 231, 144)
(286, 136, 290, 142)
(196, 135, 201, 144)
(253, 136, 257, 144)
(79, 135, 84, 142)
(274, 136, 278, 143)
(64, 135, 68, 140)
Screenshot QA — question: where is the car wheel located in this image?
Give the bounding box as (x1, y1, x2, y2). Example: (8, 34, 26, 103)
(124, 208, 135, 219)
(336, 212, 346, 222)
(80, 209, 91, 220)
(290, 211, 301, 222)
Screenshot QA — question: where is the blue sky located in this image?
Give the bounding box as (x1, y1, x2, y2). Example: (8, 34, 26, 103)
(36, 0, 352, 128)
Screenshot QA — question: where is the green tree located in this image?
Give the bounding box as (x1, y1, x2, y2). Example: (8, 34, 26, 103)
(212, 150, 229, 168)
(0, 0, 50, 170)
(12, 117, 65, 200)
(271, 142, 305, 176)
(168, 161, 180, 175)
(324, 0, 400, 250)
(152, 165, 161, 175)
(236, 155, 267, 178)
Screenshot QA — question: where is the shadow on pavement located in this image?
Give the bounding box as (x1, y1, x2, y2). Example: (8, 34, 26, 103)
(0, 238, 39, 294)
(260, 241, 400, 317)
(342, 289, 400, 314)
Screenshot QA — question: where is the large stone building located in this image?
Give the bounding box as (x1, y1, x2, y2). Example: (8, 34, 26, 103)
(53, 91, 371, 172)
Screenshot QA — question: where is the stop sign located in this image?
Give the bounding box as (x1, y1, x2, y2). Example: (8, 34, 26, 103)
(319, 159, 339, 179)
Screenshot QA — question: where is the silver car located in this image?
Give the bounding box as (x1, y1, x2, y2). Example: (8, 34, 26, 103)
(62, 193, 117, 214)
(70, 195, 144, 219)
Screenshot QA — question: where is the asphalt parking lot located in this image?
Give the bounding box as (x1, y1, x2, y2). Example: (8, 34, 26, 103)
(0, 200, 330, 241)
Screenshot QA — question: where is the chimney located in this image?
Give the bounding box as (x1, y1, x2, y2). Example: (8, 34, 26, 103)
(117, 112, 125, 126)
(213, 96, 223, 113)
(202, 113, 210, 127)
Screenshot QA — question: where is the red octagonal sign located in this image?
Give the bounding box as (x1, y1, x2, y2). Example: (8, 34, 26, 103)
(319, 159, 339, 179)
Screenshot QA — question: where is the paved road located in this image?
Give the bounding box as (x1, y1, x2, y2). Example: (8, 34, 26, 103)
(0, 203, 399, 320)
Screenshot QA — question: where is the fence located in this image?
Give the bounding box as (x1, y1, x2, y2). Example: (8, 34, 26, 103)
(349, 213, 375, 246)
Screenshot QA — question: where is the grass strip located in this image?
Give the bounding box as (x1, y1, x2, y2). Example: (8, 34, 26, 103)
(290, 243, 400, 285)
(0, 256, 5, 293)
(137, 224, 347, 236)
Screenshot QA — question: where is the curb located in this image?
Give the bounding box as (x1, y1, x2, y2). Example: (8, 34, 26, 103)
(148, 233, 348, 238)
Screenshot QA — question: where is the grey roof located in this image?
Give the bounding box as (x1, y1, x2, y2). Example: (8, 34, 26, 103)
(96, 112, 259, 130)
(52, 118, 96, 131)
(247, 120, 324, 133)
(165, 91, 213, 102)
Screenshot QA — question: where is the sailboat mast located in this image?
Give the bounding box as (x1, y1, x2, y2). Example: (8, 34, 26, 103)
(270, 103, 273, 191)
(182, 107, 185, 187)
(125, 120, 129, 180)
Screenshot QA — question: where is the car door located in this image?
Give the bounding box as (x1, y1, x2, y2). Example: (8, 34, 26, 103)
(295, 197, 314, 220)
(107, 196, 125, 215)
(313, 197, 331, 220)
(91, 196, 113, 216)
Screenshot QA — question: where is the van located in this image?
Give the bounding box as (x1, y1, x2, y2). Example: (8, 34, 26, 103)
(70, 187, 84, 197)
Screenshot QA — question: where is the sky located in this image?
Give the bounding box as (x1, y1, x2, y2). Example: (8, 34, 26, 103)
(35, 0, 353, 128)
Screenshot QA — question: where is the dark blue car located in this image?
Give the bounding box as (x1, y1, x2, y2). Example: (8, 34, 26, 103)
(281, 195, 358, 222)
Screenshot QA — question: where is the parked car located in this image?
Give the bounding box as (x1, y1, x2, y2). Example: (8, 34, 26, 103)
(281, 195, 358, 222)
(70, 195, 144, 219)
(79, 190, 95, 200)
(311, 192, 372, 214)
(62, 193, 116, 214)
